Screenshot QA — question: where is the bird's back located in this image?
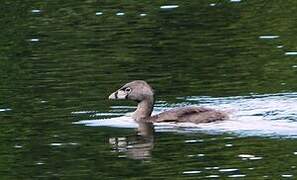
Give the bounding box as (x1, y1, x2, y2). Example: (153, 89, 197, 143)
(150, 106, 227, 123)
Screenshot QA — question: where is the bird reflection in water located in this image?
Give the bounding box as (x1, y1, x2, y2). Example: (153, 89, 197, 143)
(109, 122, 154, 160)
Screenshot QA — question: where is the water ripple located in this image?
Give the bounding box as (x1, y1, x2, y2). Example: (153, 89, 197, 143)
(95, 12, 103, 16)
(182, 170, 201, 174)
(0, 108, 11, 112)
(160, 5, 179, 9)
(238, 154, 263, 160)
(31, 9, 41, 13)
(29, 38, 39, 42)
(285, 52, 297, 56)
(205, 175, 220, 178)
(219, 168, 238, 172)
(282, 174, 293, 178)
(74, 93, 297, 138)
(116, 12, 125, 16)
(259, 35, 279, 39)
(228, 174, 246, 178)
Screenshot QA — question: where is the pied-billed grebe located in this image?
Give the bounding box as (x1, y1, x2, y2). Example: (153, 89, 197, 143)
(108, 80, 228, 123)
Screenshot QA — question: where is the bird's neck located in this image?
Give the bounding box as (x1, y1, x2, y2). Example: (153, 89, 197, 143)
(133, 96, 154, 121)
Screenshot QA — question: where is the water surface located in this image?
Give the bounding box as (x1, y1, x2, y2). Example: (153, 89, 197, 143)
(1, 0, 297, 179)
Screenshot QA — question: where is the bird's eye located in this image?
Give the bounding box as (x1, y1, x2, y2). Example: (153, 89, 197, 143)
(125, 87, 132, 93)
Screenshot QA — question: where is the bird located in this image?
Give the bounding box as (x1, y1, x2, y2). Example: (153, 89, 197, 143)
(108, 80, 228, 124)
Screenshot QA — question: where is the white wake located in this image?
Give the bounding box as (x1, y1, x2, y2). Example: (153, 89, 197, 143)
(73, 93, 297, 138)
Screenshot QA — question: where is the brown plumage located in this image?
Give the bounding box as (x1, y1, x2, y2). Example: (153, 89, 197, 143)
(109, 80, 228, 124)
(150, 107, 227, 123)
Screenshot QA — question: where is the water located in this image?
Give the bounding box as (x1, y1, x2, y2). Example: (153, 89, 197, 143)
(1, 0, 297, 179)
(75, 93, 297, 138)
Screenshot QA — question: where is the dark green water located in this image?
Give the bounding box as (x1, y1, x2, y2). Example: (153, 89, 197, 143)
(1, 0, 297, 179)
